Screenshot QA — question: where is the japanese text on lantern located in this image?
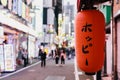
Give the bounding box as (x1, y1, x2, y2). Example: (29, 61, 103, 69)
(81, 22, 93, 66)
(81, 22, 92, 54)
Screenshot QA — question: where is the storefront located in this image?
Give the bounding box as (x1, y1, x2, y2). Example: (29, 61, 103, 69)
(0, 25, 19, 72)
(0, 0, 39, 73)
(115, 15, 120, 79)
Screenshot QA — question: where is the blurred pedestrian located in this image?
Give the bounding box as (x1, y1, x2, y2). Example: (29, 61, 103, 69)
(17, 47, 23, 65)
(51, 50, 54, 59)
(22, 49, 28, 67)
(41, 49, 46, 67)
(67, 48, 71, 60)
(60, 50, 66, 66)
(54, 49, 59, 66)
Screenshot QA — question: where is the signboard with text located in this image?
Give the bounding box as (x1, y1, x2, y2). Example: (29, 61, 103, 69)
(4, 44, 16, 72)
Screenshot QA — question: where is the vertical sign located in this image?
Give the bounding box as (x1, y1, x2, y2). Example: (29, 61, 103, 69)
(12, 0, 18, 14)
(8, 0, 12, 11)
(18, 0, 22, 16)
(22, 2, 26, 19)
(4, 44, 16, 71)
(75, 10, 105, 73)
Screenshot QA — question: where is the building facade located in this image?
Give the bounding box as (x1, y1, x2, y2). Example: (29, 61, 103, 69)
(0, 0, 41, 72)
(113, 0, 120, 79)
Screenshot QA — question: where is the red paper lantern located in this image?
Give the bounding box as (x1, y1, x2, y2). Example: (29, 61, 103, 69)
(75, 10, 105, 73)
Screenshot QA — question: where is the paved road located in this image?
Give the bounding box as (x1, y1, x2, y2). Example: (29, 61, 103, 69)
(0, 58, 75, 80)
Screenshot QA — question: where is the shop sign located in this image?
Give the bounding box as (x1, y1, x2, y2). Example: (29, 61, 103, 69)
(12, 0, 18, 14)
(8, 0, 12, 11)
(18, 0, 22, 16)
(1, 0, 7, 6)
(4, 44, 16, 71)
(22, 2, 26, 19)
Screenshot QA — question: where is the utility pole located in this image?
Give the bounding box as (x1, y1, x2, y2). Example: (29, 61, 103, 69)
(111, 0, 118, 79)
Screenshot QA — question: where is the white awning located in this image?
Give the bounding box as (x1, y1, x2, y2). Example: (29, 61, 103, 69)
(0, 13, 38, 37)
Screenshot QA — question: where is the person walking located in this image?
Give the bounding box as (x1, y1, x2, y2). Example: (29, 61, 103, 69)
(54, 49, 60, 66)
(22, 49, 28, 67)
(17, 47, 23, 65)
(51, 50, 54, 59)
(40, 49, 46, 67)
(60, 50, 66, 66)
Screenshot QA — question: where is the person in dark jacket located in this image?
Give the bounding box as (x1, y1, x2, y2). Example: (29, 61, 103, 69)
(41, 49, 46, 67)
(54, 50, 59, 66)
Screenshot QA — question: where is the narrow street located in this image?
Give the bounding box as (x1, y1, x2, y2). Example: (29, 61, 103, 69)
(0, 0, 118, 79)
(0, 59, 75, 80)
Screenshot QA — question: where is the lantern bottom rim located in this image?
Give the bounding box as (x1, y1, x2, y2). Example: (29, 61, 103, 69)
(85, 72, 96, 75)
